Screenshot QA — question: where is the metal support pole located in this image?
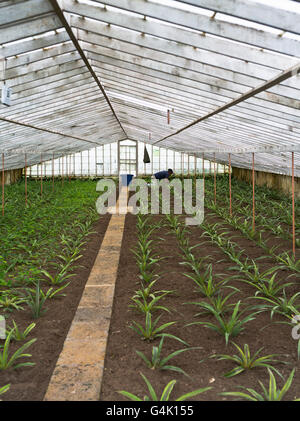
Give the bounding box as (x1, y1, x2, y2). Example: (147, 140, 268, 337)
(214, 153, 216, 205)
(136, 140, 138, 177)
(252, 152, 255, 232)
(159, 147, 161, 172)
(52, 152, 54, 192)
(25, 153, 27, 206)
(173, 150, 175, 173)
(66, 154, 69, 182)
(151, 144, 153, 175)
(144, 143, 146, 175)
(62, 156, 64, 185)
(229, 153, 232, 216)
(95, 148, 97, 177)
(109, 144, 111, 176)
(292, 151, 296, 257)
(102, 146, 104, 176)
(117, 141, 120, 176)
(202, 153, 205, 196)
(181, 152, 183, 175)
(40, 153, 43, 196)
(2, 153, 4, 216)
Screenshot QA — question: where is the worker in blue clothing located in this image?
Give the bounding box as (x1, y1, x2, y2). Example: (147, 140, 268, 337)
(148, 169, 173, 187)
(153, 169, 174, 180)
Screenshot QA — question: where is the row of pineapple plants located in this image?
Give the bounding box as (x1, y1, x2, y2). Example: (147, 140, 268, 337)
(164, 211, 299, 401)
(0, 179, 103, 398)
(119, 213, 213, 401)
(164, 178, 300, 400)
(203, 174, 300, 248)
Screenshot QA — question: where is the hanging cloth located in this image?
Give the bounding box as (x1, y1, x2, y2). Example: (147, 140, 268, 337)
(143, 145, 150, 163)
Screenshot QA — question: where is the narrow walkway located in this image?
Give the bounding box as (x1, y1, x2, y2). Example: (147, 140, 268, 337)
(44, 188, 128, 401)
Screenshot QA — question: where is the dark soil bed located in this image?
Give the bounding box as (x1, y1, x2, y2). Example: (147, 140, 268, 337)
(100, 211, 300, 401)
(1, 213, 111, 401)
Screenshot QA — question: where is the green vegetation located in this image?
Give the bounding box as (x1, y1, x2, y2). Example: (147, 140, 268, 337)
(118, 372, 212, 401)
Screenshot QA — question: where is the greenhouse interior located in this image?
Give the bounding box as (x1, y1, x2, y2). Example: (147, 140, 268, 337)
(1, 0, 300, 404)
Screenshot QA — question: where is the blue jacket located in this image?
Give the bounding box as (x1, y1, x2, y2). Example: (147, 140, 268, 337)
(154, 170, 170, 180)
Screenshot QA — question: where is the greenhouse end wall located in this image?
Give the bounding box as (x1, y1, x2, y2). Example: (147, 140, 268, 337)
(232, 167, 300, 199)
(0, 168, 23, 185)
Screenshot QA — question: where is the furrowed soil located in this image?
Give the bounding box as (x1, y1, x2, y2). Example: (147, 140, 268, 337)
(100, 210, 300, 401)
(1, 213, 111, 401)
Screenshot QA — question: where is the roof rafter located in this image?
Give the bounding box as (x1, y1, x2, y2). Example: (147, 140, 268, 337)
(48, 0, 127, 137)
(153, 62, 300, 145)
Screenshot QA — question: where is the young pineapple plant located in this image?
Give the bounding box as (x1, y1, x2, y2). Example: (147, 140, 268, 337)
(210, 342, 287, 378)
(220, 368, 299, 401)
(118, 372, 212, 401)
(187, 301, 259, 345)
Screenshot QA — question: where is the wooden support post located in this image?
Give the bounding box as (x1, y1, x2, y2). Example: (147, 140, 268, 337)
(167, 109, 170, 125)
(252, 152, 255, 232)
(292, 151, 296, 257)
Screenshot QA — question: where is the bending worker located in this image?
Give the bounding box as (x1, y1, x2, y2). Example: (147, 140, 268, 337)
(152, 168, 174, 180)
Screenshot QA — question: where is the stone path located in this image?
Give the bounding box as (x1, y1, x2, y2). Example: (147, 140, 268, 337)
(44, 188, 128, 401)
